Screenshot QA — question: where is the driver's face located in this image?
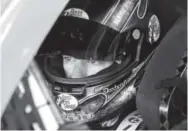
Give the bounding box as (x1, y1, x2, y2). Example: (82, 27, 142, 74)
(63, 55, 113, 78)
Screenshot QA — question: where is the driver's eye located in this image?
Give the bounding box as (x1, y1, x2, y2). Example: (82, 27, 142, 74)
(63, 55, 73, 62)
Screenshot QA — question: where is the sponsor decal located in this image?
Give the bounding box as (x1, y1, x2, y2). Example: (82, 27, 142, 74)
(116, 111, 143, 130)
(56, 93, 78, 111)
(63, 8, 89, 20)
(148, 14, 160, 44)
(103, 62, 144, 94)
(103, 78, 128, 94)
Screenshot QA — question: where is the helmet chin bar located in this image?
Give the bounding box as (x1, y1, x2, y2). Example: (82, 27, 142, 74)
(56, 78, 137, 124)
(51, 58, 148, 124)
(63, 55, 113, 78)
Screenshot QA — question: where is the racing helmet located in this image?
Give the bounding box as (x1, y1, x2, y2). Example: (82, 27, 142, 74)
(37, 0, 160, 128)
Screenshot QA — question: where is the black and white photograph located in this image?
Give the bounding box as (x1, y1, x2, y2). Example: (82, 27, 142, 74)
(0, 0, 187, 130)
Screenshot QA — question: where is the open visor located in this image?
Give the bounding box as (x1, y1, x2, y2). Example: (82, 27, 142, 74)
(37, 0, 149, 88)
(39, 16, 122, 61)
(38, 0, 146, 61)
(37, 15, 146, 85)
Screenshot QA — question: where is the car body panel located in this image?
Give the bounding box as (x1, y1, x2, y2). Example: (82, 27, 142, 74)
(0, 0, 69, 115)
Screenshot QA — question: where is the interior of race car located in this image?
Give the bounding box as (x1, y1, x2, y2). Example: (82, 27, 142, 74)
(1, 0, 187, 130)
